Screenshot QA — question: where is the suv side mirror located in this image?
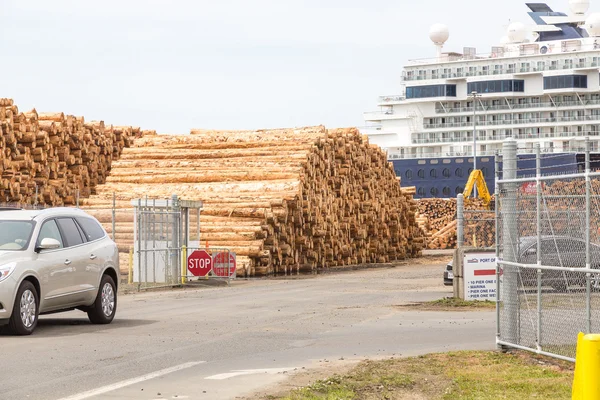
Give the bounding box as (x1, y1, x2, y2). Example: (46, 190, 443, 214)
(37, 238, 61, 252)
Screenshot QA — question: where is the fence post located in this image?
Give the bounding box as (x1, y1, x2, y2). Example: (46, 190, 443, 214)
(171, 194, 180, 285)
(457, 194, 464, 248)
(586, 137, 592, 334)
(181, 245, 187, 285)
(112, 192, 116, 241)
(495, 150, 501, 344)
(535, 143, 542, 351)
(501, 137, 519, 345)
(136, 198, 142, 291)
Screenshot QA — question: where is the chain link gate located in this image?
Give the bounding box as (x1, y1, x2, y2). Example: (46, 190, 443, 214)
(132, 195, 205, 290)
(497, 138, 600, 362)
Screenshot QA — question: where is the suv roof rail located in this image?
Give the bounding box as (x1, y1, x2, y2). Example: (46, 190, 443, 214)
(0, 207, 23, 211)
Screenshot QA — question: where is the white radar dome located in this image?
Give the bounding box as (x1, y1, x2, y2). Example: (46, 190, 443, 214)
(570, 0, 590, 15)
(587, 13, 600, 36)
(507, 21, 527, 43)
(429, 23, 450, 45)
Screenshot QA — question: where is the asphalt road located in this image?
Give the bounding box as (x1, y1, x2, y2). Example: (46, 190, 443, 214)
(1, 258, 496, 400)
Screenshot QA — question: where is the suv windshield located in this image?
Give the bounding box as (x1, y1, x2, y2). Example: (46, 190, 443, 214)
(0, 221, 34, 251)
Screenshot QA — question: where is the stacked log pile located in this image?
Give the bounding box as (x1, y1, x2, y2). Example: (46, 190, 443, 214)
(81, 126, 425, 276)
(416, 198, 493, 249)
(416, 199, 457, 249)
(0, 98, 143, 205)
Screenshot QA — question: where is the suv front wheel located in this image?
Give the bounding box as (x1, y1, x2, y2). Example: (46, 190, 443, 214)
(88, 275, 117, 324)
(8, 281, 39, 335)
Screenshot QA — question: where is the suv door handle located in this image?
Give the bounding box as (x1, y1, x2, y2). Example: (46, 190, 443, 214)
(64, 259, 72, 265)
(90, 254, 97, 260)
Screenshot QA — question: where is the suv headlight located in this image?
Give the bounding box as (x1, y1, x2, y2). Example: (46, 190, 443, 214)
(0, 263, 16, 283)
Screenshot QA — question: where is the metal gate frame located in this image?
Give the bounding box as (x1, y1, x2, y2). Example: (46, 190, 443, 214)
(496, 138, 600, 362)
(132, 195, 206, 290)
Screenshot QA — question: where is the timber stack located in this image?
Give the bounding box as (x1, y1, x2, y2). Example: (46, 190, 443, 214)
(81, 126, 425, 276)
(416, 197, 494, 249)
(416, 198, 457, 249)
(0, 98, 143, 205)
(463, 198, 495, 248)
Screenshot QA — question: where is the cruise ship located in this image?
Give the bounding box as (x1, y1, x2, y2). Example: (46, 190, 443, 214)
(363, 0, 600, 197)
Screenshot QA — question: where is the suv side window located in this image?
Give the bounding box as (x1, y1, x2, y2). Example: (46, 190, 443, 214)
(37, 220, 64, 249)
(75, 217, 106, 242)
(56, 218, 85, 248)
(558, 239, 585, 253)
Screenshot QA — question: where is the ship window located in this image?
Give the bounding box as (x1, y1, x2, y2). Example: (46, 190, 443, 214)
(443, 168, 451, 178)
(418, 169, 425, 178)
(429, 160, 439, 164)
(468, 79, 525, 94)
(430, 169, 437, 178)
(543, 75, 587, 90)
(456, 187, 464, 195)
(455, 168, 464, 177)
(406, 84, 457, 99)
(468, 168, 474, 175)
(430, 187, 439, 196)
(455, 159, 464, 164)
(482, 157, 490, 162)
(417, 187, 426, 197)
(514, 80, 524, 91)
(481, 167, 489, 177)
(443, 187, 451, 197)
(405, 170, 413, 180)
(443, 159, 451, 164)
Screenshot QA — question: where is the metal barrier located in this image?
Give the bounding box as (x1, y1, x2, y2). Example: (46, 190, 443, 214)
(497, 138, 600, 362)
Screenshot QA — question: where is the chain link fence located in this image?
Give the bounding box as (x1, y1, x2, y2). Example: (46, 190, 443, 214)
(497, 139, 600, 362)
(458, 205, 496, 249)
(0, 195, 236, 291)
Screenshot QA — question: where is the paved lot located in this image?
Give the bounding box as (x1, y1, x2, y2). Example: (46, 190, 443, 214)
(1, 257, 495, 400)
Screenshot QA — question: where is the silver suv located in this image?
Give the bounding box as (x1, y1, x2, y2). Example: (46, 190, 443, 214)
(0, 207, 119, 335)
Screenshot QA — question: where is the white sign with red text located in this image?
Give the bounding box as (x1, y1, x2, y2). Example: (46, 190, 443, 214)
(463, 252, 498, 301)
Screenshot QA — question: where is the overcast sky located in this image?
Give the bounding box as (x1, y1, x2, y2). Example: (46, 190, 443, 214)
(0, 0, 595, 134)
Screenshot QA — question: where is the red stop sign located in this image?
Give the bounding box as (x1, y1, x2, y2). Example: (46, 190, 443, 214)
(187, 250, 212, 277)
(212, 252, 236, 277)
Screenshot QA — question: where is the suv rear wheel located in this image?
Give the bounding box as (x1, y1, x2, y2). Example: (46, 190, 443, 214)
(8, 281, 39, 335)
(88, 275, 117, 324)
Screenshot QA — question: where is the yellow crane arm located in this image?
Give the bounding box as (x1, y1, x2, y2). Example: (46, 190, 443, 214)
(463, 169, 491, 205)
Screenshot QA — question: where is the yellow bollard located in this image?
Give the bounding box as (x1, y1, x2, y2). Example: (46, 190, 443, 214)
(572, 332, 600, 399)
(128, 247, 133, 284)
(181, 245, 187, 285)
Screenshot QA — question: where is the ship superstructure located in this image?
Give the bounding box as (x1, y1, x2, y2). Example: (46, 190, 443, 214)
(364, 1, 600, 160)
